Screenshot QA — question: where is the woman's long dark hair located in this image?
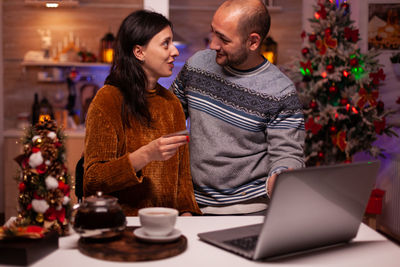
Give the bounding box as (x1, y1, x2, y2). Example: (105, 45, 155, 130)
(105, 10, 172, 128)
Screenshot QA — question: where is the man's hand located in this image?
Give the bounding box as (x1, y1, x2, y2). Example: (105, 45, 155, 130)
(267, 168, 293, 197)
(267, 173, 278, 197)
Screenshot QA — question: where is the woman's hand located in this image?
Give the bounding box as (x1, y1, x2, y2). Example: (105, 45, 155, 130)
(128, 135, 188, 172)
(145, 135, 188, 161)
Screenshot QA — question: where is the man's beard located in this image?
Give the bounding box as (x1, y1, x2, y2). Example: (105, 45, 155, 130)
(216, 44, 248, 67)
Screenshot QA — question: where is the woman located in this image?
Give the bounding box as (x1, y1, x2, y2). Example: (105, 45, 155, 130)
(84, 10, 200, 216)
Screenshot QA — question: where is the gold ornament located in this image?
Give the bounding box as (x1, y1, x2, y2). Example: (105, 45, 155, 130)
(39, 114, 51, 124)
(23, 144, 31, 154)
(34, 138, 43, 146)
(36, 213, 44, 223)
(31, 175, 40, 185)
(23, 174, 28, 182)
(58, 176, 65, 183)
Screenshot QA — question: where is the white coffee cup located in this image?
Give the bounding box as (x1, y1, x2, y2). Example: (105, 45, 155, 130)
(138, 207, 178, 236)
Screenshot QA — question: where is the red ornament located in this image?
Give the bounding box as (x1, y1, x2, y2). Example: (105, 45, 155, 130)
(344, 27, 359, 42)
(36, 163, 47, 174)
(300, 30, 306, 40)
(325, 27, 332, 36)
(58, 181, 70, 196)
(309, 34, 317, 43)
(301, 31, 306, 40)
(301, 47, 310, 56)
(343, 70, 350, 77)
(344, 158, 352, 164)
(349, 58, 358, 66)
(340, 98, 348, 106)
(54, 141, 62, 148)
(374, 117, 386, 134)
(317, 4, 327, 19)
(69, 69, 79, 80)
(33, 191, 43, 200)
(329, 126, 337, 134)
(341, 2, 350, 11)
(329, 85, 337, 93)
(370, 69, 386, 85)
(326, 64, 335, 73)
(318, 152, 324, 159)
(309, 100, 318, 109)
(19, 182, 26, 192)
(366, 188, 385, 215)
(45, 207, 66, 223)
(305, 117, 323, 135)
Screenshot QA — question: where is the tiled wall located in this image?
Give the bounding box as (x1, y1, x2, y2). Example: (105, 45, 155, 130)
(2, 0, 303, 129)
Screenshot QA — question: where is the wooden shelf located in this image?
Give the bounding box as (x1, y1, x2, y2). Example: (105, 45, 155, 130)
(21, 61, 110, 68)
(24, 0, 79, 8)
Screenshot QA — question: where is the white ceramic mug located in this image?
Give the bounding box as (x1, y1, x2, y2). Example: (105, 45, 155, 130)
(138, 207, 178, 236)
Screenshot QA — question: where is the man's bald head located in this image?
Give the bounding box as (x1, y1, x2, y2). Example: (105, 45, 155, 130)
(218, 0, 270, 42)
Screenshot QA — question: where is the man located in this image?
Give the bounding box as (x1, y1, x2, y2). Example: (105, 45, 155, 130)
(171, 0, 305, 215)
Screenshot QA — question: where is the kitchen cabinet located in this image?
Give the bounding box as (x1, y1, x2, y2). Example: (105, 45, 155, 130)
(21, 60, 110, 68)
(21, 60, 110, 83)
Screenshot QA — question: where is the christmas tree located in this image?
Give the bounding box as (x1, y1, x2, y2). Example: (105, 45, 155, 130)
(289, 0, 397, 166)
(13, 119, 72, 236)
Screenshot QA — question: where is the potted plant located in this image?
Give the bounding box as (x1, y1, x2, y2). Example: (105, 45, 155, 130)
(390, 52, 400, 78)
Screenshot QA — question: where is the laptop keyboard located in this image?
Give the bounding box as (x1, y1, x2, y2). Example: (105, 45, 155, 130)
(223, 235, 259, 251)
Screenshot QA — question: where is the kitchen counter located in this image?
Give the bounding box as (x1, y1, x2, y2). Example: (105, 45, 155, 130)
(10, 216, 400, 267)
(3, 128, 86, 138)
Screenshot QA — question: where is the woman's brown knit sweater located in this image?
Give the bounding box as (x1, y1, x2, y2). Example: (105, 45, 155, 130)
(84, 84, 200, 216)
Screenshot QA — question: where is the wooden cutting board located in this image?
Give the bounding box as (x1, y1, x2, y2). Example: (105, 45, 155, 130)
(78, 226, 187, 262)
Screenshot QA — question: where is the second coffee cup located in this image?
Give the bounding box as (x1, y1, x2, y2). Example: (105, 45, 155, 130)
(138, 207, 178, 236)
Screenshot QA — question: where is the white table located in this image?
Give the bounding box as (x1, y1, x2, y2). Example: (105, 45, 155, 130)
(17, 216, 400, 266)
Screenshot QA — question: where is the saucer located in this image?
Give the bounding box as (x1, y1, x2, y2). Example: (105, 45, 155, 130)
(133, 228, 182, 243)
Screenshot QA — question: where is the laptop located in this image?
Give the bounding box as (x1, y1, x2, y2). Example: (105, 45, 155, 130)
(198, 161, 380, 260)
